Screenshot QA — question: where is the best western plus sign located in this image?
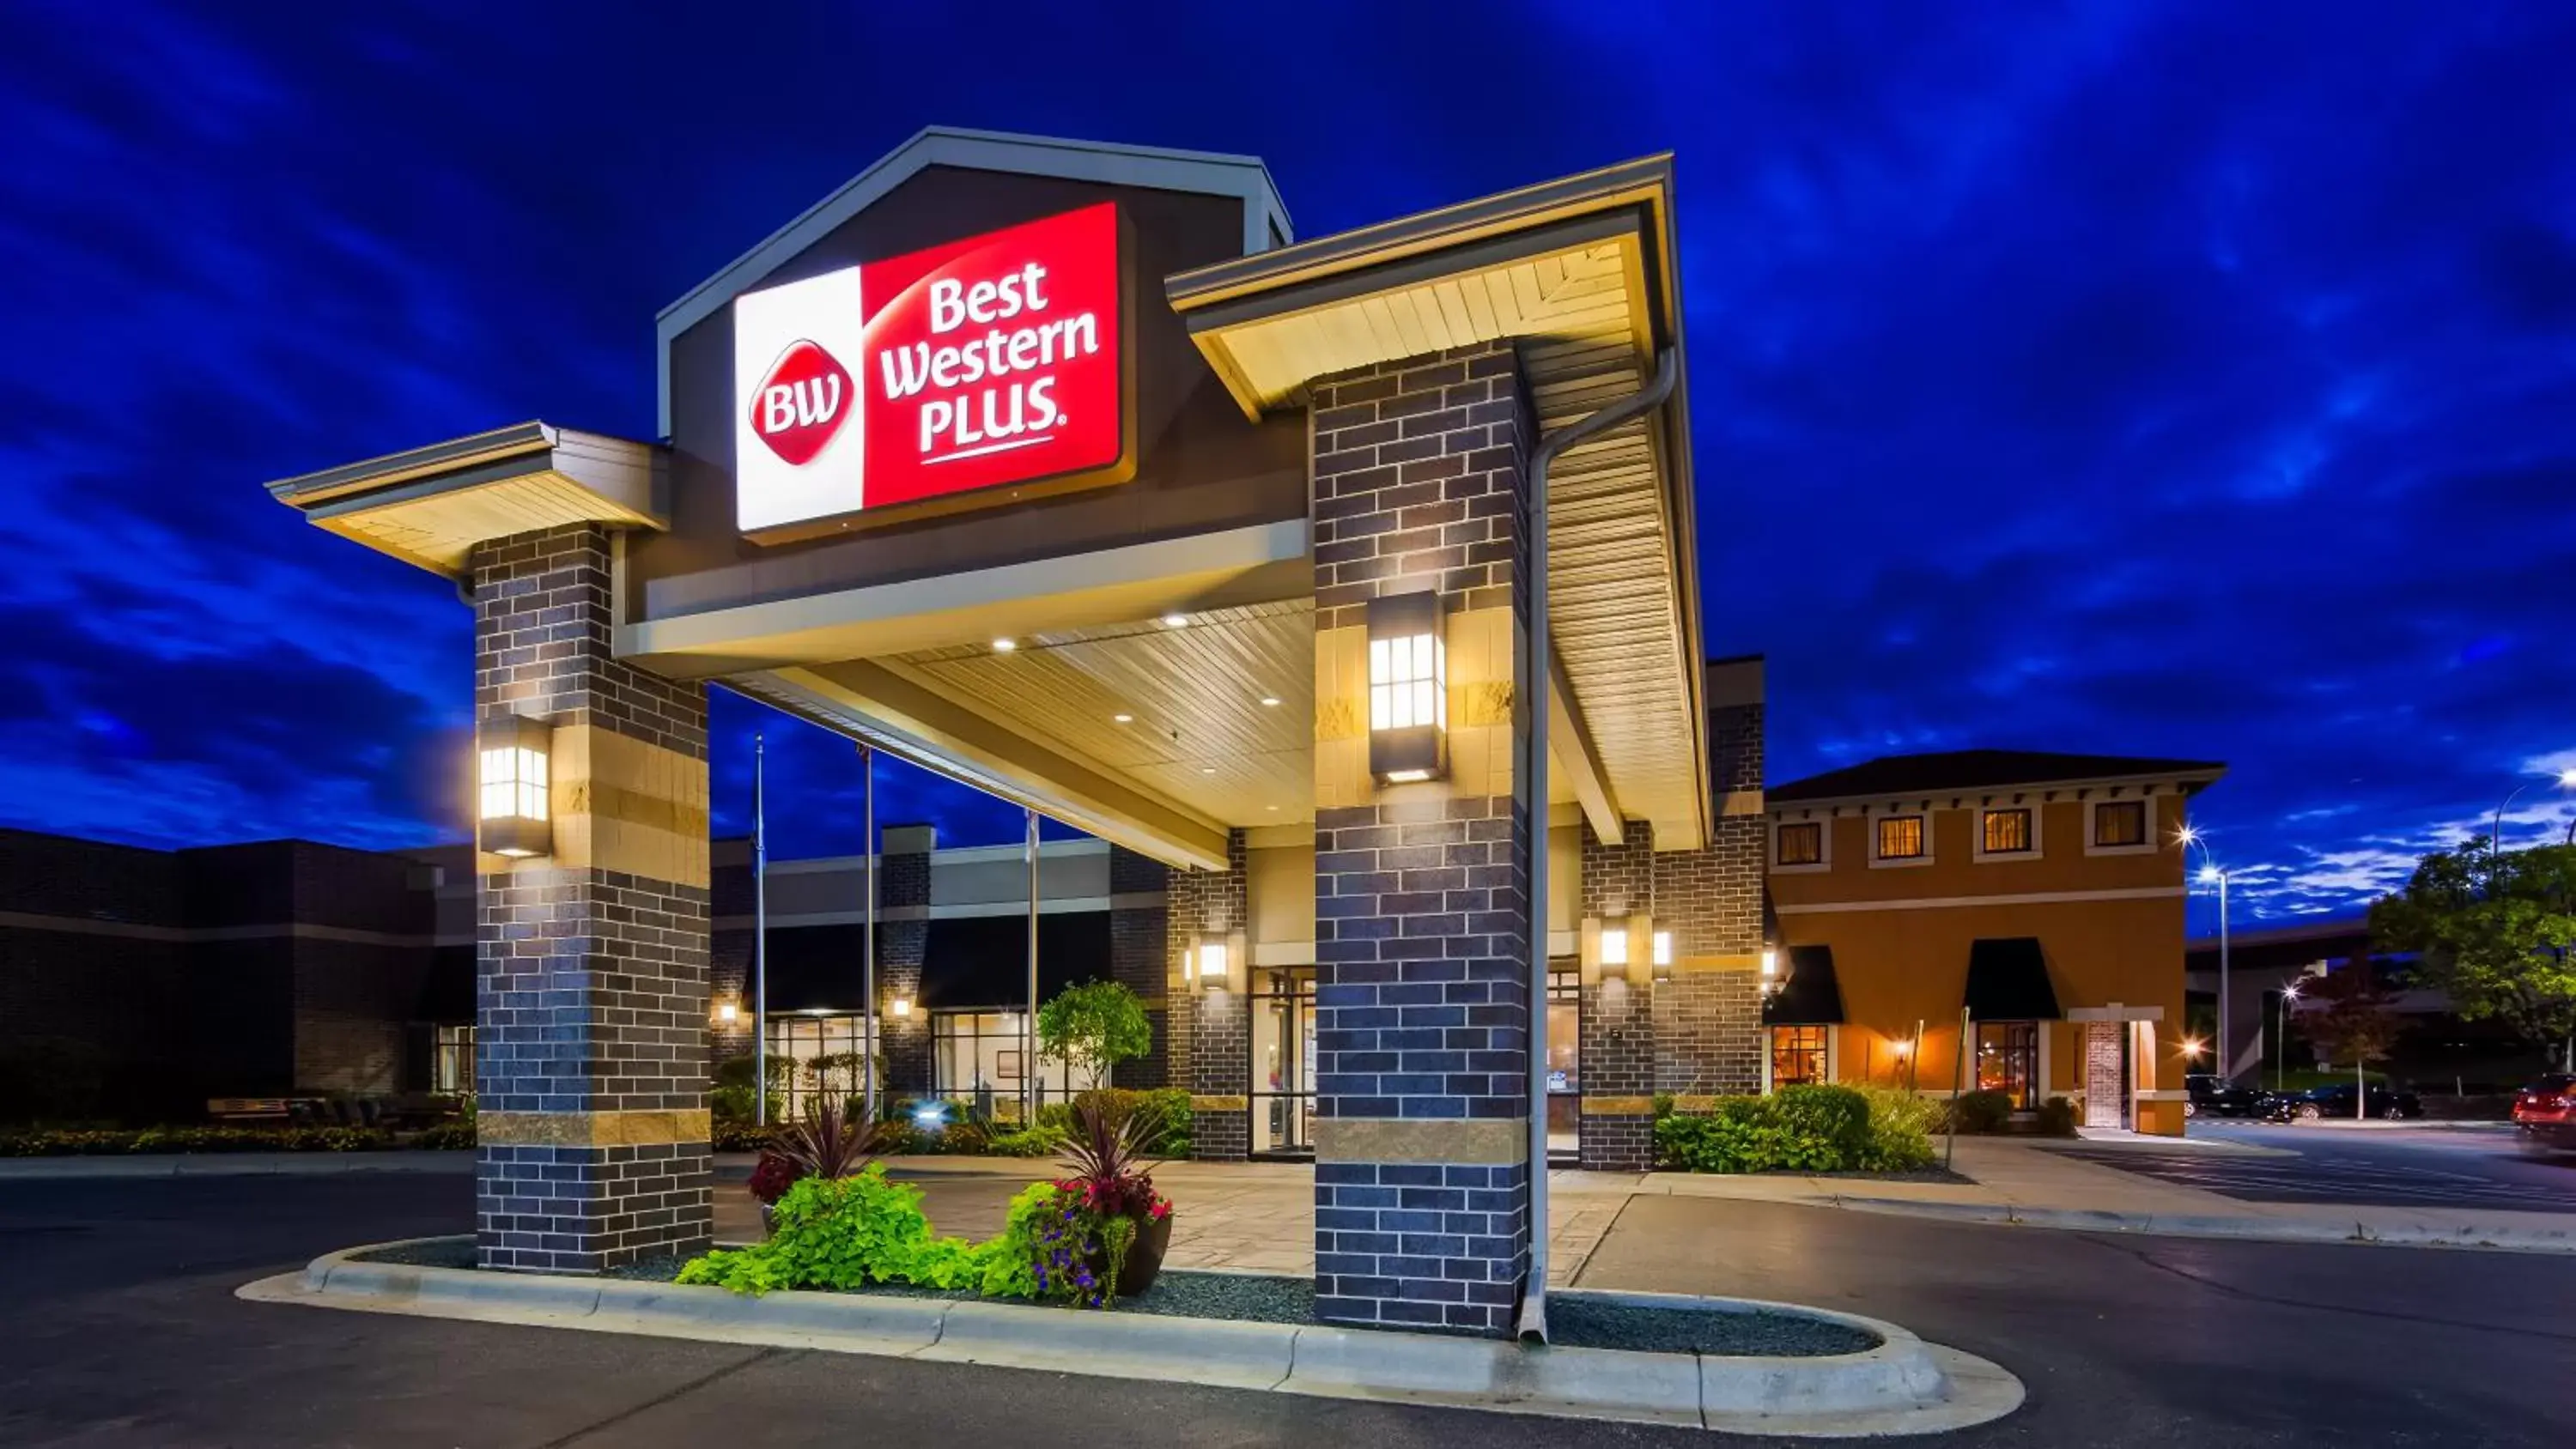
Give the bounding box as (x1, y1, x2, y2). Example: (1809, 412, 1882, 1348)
(732, 201, 1130, 536)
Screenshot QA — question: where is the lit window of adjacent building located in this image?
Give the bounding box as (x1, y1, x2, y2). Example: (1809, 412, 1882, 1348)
(433, 1025, 474, 1095)
(933, 1010, 1081, 1115)
(1976, 1021, 2039, 1109)
(1770, 1025, 1827, 1088)
(1775, 821, 1823, 866)
(767, 1014, 879, 1122)
(2094, 800, 2146, 847)
(1875, 815, 1926, 861)
(1981, 808, 2033, 854)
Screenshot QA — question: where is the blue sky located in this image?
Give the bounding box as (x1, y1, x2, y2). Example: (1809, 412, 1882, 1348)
(2, 1, 2570, 934)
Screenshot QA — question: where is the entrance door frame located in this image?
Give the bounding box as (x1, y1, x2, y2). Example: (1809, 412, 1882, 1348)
(1247, 965, 1315, 1158)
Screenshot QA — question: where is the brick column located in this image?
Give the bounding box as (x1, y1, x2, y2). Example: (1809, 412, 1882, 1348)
(1170, 832, 1249, 1159)
(1108, 846, 1172, 1089)
(1309, 342, 1534, 1335)
(1577, 822, 1658, 1171)
(878, 825, 933, 1097)
(1651, 661, 1768, 1100)
(708, 839, 753, 1076)
(471, 523, 713, 1274)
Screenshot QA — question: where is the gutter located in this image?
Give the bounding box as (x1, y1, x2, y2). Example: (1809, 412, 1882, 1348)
(1518, 345, 1680, 1344)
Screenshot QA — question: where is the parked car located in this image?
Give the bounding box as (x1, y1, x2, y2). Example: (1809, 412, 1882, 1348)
(2284, 1082, 2422, 1121)
(2184, 1073, 2280, 1119)
(2512, 1074, 2576, 1155)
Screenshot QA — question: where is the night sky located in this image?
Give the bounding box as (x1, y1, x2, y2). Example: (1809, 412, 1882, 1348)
(3, 2, 2570, 934)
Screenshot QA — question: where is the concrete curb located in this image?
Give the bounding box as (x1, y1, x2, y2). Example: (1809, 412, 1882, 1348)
(0, 1151, 474, 1181)
(1825, 1196, 2576, 1253)
(240, 1240, 2023, 1437)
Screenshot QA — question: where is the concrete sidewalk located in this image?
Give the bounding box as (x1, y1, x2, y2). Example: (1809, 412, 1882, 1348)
(1602, 1137, 2576, 1254)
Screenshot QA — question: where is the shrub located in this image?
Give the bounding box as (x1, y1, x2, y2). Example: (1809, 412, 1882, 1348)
(0, 1125, 402, 1155)
(678, 1166, 988, 1295)
(1950, 1089, 2015, 1135)
(1852, 1088, 1939, 1171)
(1036, 981, 1154, 1086)
(746, 1150, 805, 1205)
(1070, 1088, 1190, 1159)
(713, 1119, 777, 1153)
(985, 1127, 1063, 1157)
(1650, 1092, 1676, 1120)
(2035, 1095, 2079, 1137)
(1653, 1087, 1936, 1174)
(411, 1119, 476, 1150)
(1769, 1085, 1873, 1161)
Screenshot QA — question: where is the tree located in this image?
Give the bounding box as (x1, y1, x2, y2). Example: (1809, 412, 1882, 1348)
(2301, 952, 2405, 1086)
(2370, 839, 2576, 1070)
(1036, 981, 1153, 1088)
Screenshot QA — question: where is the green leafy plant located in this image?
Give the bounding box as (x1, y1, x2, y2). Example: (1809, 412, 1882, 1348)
(1651, 1087, 1934, 1173)
(2371, 839, 2576, 1067)
(1035, 982, 1154, 1089)
(677, 1166, 987, 1294)
(1949, 1088, 2015, 1135)
(1854, 1088, 1940, 1170)
(775, 1097, 890, 1180)
(2035, 1095, 2079, 1137)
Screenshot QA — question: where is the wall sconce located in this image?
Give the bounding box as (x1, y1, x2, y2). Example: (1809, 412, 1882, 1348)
(714, 1000, 739, 1024)
(477, 715, 551, 858)
(1652, 930, 1674, 981)
(889, 997, 913, 1019)
(1366, 591, 1446, 785)
(1599, 918, 1630, 968)
(1197, 936, 1230, 991)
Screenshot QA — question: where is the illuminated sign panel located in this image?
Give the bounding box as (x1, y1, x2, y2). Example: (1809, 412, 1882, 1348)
(732, 202, 1130, 537)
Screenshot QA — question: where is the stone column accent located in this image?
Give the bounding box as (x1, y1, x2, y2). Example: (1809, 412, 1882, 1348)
(1170, 831, 1249, 1159)
(1108, 846, 1172, 1089)
(1577, 821, 1658, 1171)
(877, 825, 934, 1098)
(1309, 341, 1534, 1335)
(471, 523, 712, 1274)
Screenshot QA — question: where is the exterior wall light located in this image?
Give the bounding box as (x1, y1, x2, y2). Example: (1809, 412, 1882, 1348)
(889, 997, 912, 1018)
(1198, 937, 1230, 991)
(1600, 919, 1631, 968)
(1366, 591, 1447, 785)
(1653, 931, 1674, 969)
(714, 1000, 739, 1024)
(476, 715, 552, 858)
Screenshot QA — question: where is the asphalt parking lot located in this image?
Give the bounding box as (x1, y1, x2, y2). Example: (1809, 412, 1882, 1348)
(6, 1170, 2576, 1446)
(2046, 1122, 2576, 1210)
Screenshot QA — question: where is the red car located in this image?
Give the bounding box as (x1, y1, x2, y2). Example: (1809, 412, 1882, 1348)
(2512, 1074, 2576, 1155)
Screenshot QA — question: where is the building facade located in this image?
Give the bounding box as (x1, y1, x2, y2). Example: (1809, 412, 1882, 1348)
(266, 128, 1741, 1328)
(1762, 751, 2224, 1136)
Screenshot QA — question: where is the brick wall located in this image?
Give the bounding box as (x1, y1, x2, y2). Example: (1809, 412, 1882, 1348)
(1108, 845, 1170, 1089)
(878, 829, 933, 1096)
(1170, 831, 1248, 1159)
(471, 524, 713, 1274)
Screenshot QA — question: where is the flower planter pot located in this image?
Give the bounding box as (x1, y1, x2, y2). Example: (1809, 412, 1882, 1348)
(1113, 1211, 1173, 1298)
(758, 1201, 776, 1236)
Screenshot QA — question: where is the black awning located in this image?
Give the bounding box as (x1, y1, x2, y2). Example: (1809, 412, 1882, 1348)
(762, 923, 872, 1013)
(1964, 937, 2061, 1020)
(918, 912, 1113, 1010)
(1764, 944, 1844, 1025)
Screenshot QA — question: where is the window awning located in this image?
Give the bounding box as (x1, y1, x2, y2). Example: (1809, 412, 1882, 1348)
(1763, 944, 1844, 1026)
(1964, 937, 2061, 1021)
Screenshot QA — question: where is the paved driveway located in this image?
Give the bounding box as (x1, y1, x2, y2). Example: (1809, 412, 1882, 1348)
(2048, 1122, 2576, 1210)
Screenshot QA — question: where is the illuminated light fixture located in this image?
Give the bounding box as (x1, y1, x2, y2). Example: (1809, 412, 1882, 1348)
(1600, 919, 1631, 967)
(2196, 864, 2223, 885)
(714, 1000, 739, 1024)
(889, 997, 912, 1018)
(476, 715, 552, 858)
(1266, 804, 1279, 812)
(1654, 931, 1674, 967)
(2181, 1034, 2206, 1061)
(1200, 766, 1217, 775)
(1160, 612, 1189, 628)
(1366, 591, 1447, 785)
(1891, 1036, 1914, 1059)
(991, 637, 1018, 652)
(1260, 695, 1282, 707)
(1760, 948, 1778, 979)
(1196, 936, 1232, 992)
(1113, 712, 1133, 724)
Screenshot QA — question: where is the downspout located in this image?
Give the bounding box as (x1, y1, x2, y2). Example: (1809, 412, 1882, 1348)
(1517, 346, 1679, 1344)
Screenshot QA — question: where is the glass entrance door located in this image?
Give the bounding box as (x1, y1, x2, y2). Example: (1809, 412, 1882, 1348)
(1249, 967, 1315, 1155)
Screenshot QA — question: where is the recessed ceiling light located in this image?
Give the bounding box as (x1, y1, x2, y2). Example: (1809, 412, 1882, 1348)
(991, 637, 1017, 653)
(1259, 695, 1281, 707)
(1112, 712, 1133, 724)
(1200, 766, 1217, 775)
(1266, 804, 1279, 812)
(1160, 612, 1188, 628)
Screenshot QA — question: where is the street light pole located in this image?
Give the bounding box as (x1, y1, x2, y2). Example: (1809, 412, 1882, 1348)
(2178, 826, 2232, 1083)
(2276, 985, 2299, 1094)
(2493, 769, 2576, 881)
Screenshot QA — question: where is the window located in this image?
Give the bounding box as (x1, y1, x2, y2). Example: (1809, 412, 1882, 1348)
(1875, 815, 1926, 861)
(768, 1014, 878, 1121)
(1976, 1021, 2039, 1109)
(433, 1025, 474, 1095)
(1981, 808, 2032, 854)
(1770, 1025, 1827, 1088)
(933, 1010, 1081, 1118)
(1776, 821, 1823, 866)
(2094, 800, 2146, 848)
(1546, 969, 1580, 1094)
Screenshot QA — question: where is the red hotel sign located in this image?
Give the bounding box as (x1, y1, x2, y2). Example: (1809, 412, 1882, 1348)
(732, 202, 1132, 537)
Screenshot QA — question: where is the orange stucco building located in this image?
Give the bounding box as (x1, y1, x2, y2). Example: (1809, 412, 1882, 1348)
(1761, 751, 2224, 1136)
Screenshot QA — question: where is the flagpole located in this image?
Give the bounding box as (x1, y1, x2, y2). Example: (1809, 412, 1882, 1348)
(860, 743, 878, 1126)
(1024, 805, 1040, 1125)
(752, 731, 769, 1126)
